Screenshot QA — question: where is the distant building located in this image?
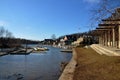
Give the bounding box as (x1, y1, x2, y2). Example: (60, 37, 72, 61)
(72, 37, 83, 46)
(57, 35, 77, 47)
(42, 39, 54, 45)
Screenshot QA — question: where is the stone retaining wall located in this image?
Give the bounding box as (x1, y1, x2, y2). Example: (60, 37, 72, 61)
(58, 48, 77, 80)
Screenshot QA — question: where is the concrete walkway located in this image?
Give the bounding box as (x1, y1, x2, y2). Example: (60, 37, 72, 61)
(91, 44, 120, 56)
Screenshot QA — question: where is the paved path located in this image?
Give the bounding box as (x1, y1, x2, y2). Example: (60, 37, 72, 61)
(91, 44, 120, 56)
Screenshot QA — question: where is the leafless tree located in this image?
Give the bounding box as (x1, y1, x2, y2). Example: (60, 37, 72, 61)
(0, 27, 14, 38)
(0, 27, 5, 37)
(0, 27, 14, 48)
(51, 34, 56, 40)
(5, 30, 14, 38)
(90, 0, 120, 28)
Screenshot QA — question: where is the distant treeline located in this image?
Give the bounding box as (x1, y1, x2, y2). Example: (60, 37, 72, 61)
(0, 27, 40, 48)
(0, 37, 40, 48)
(58, 31, 92, 39)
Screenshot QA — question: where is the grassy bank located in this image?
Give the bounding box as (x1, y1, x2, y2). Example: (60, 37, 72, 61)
(73, 47, 120, 80)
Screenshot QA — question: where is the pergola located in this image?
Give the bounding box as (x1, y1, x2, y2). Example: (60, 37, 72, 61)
(96, 19, 120, 48)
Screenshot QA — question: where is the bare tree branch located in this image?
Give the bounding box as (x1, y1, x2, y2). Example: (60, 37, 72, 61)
(0, 27, 5, 37)
(0, 27, 14, 38)
(90, 0, 120, 28)
(51, 34, 56, 40)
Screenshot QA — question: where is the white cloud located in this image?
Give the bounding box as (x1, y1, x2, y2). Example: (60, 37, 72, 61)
(83, 0, 100, 3)
(0, 20, 9, 27)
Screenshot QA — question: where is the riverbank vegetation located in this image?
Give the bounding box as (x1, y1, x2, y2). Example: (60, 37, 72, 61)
(0, 27, 40, 48)
(73, 47, 120, 80)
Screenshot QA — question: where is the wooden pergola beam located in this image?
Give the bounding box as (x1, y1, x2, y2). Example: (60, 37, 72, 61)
(98, 24, 120, 26)
(97, 29, 110, 31)
(92, 30, 105, 35)
(102, 19, 120, 21)
(96, 27, 112, 29)
(96, 28, 111, 30)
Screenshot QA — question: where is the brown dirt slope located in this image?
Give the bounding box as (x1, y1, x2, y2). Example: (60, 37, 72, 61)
(73, 47, 120, 80)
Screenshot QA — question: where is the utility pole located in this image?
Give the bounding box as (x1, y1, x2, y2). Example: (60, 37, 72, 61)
(25, 40, 27, 53)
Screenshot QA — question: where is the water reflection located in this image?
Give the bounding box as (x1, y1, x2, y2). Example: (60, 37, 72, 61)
(0, 46, 72, 80)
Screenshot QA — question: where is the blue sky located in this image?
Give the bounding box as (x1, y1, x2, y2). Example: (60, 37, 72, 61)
(0, 0, 99, 40)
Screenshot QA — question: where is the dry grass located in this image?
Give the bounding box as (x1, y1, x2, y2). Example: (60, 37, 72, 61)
(73, 47, 120, 80)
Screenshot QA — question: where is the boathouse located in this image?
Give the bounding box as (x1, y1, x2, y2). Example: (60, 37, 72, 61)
(96, 8, 120, 48)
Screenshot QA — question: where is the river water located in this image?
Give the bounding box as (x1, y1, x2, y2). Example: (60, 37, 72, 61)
(0, 46, 72, 80)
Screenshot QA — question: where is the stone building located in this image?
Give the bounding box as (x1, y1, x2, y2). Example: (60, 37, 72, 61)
(72, 37, 83, 46)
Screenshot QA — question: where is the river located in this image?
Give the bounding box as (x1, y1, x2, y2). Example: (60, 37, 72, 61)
(0, 46, 72, 80)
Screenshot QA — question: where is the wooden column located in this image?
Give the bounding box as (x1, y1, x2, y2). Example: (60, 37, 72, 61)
(108, 30, 110, 46)
(104, 32, 105, 46)
(102, 32, 105, 45)
(101, 33, 104, 45)
(99, 36, 100, 44)
(105, 31, 107, 46)
(99, 34, 102, 44)
(118, 25, 120, 48)
(110, 30, 112, 46)
(112, 28, 115, 47)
